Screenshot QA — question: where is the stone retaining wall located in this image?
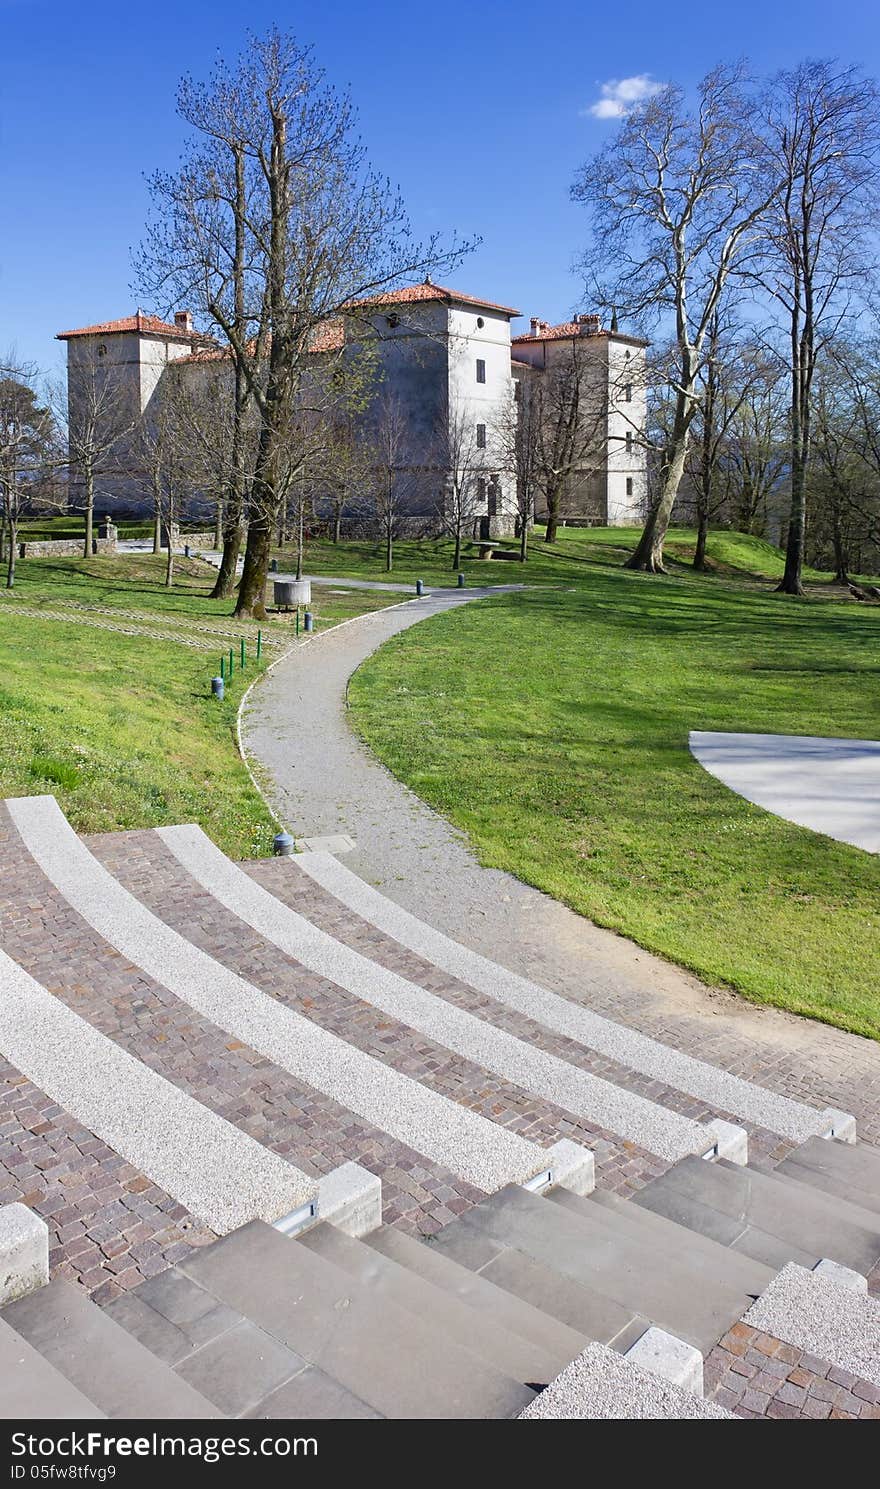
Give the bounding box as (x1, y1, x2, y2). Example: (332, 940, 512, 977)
(18, 537, 117, 558)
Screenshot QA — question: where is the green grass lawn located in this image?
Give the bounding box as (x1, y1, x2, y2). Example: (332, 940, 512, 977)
(349, 535, 880, 1039)
(0, 552, 402, 857)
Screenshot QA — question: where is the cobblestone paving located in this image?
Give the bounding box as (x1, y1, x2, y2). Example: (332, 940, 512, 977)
(0, 1056, 215, 1306)
(87, 829, 669, 1197)
(0, 807, 484, 1285)
(706, 1322, 880, 1419)
(246, 856, 795, 1171)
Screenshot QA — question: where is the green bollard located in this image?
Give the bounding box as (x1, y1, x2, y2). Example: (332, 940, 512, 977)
(229, 647, 234, 678)
(240, 637, 246, 670)
(220, 656, 225, 681)
(256, 630, 262, 661)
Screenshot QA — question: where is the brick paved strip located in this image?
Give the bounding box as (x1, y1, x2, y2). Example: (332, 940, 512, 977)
(291, 851, 835, 1147)
(0, 947, 315, 1233)
(156, 823, 710, 1165)
(705, 1323, 880, 1419)
(90, 828, 666, 1200)
(0, 1055, 214, 1303)
(0, 807, 484, 1241)
(7, 796, 547, 1193)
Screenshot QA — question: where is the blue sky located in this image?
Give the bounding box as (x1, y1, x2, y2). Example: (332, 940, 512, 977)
(1, 0, 875, 375)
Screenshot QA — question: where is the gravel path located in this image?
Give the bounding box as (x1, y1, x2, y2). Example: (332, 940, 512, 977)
(243, 591, 880, 1142)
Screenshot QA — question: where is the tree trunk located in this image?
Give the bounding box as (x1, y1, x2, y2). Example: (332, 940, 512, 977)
(830, 508, 851, 585)
(333, 507, 342, 544)
(693, 503, 709, 570)
(625, 407, 691, 572)
(214, 499, 223, 551)
(211, 521, 243, 600)
(152, 511, 161, 555)
(519, 516, 529, 563)
(235, 514, 271, 619)
(385, 523, 393, 571)
(5, 516, 16, 589)
(452, 523, 462, 570)
(544, 491, 559, 544)
(778, 301, 810, 597)
(83, 468, 94, 559)
(165, 518, 174, 589)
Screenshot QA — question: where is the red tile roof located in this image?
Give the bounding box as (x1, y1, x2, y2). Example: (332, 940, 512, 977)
(512, 320, 648, 348)
(56, 311, 201, 341)
(350, 280, 521, 318)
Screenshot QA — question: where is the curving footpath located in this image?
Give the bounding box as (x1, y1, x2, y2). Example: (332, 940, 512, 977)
(243, 588, 880, 1144)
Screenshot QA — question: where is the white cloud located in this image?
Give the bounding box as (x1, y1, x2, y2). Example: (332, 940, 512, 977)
(583, 74, 664, 120)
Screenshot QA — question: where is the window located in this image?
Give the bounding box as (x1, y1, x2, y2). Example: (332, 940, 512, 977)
(476, 423, 486, 449)
(488, 480, 499, 517)
(626, 478, 634, 497)
(625, 431, 633, 454)
(478, 478, 487, 504)
(476, 359, 486, 384)
(624, 383, 632, 403)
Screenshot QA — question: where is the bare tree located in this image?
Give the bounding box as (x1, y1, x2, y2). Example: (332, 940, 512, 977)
(0, 362, 56, 588)
(371, 391, 417, 571)
(524, 339, 612, 544)
(573, 65, 779, 572)
(433, 393, 493, 570)
(754, 62, 880, 594)
(138, 29, 474, 618)
(49, 346, 135, 559)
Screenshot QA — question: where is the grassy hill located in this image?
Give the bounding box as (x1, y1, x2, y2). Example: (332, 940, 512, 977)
(349, 531, 880, 1038)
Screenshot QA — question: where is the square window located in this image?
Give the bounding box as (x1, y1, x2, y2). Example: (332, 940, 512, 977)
(476, 359, 486, 384)
(476, 423, 486, 449)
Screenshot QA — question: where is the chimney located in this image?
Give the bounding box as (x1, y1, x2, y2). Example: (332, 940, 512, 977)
(577, 314, 600, 336)
(530, 317, 541, 336)
(174, 310, 194, 334)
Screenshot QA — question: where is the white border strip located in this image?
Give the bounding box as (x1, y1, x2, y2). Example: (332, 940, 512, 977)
(291, 851, 832, 1145)
(6, 796, 545, 1194)
(0, 949, 314, 1233)
(156, 823, 710, 1163)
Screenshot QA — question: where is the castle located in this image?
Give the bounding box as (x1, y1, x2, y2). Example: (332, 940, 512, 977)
(58, 283, 648, 535)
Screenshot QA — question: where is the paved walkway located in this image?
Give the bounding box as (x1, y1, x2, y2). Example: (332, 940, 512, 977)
(690, 731, 880, 854)
(244, 593, 880, 1145)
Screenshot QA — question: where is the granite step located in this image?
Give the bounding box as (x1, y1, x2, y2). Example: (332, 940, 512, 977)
(364, 1223, 589, 1371)
(427, 1185, 757, 1354)
(3, 1279, 219, 1418)
(0, 1317, 105, 1420)
(549, 1186, 773, 1297)
(635, 1155, 880, 1276)
(776, 1137, 880, 1216)
(300, 1222, 561, 1385)
(179, 1219, 534, 1418)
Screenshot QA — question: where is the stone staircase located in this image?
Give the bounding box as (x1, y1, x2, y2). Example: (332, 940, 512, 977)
(1, 793, 879, 1419)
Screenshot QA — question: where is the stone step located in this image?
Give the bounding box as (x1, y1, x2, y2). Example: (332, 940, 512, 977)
(744, 1262, 880, 1391)
(365, 1223, 589, 1371)
(179, 1219, 534, 1418)
(636, 1155, 880, 1275)
(549, 1186, 773, 1298)
(427, 1185, 758, 1355)
(0, 1317, 105, 1420)
(6, 794, 546, 1195)
(154, 820, 711, 1164)
(300, 1222, 561, 1385)
(776, 1137, 880, 1215)
(291, 848, 832, 1146)
(3, 1279, 219, 1418)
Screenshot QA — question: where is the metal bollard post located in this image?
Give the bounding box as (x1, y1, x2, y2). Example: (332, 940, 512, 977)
(228, 647, 234, 677)
(416, 579, 423, 596)
(457, 572, 465, 588)
(240, 637, 246, 670)
(184, 543, 191, 558)
(211, 676, 224, 700)
(220, 656, 225, 681)
(273, 831, 294, 856)
(270, 558, 278, 573)
(256, 630, 262, 661)
(304, 611, 314, 633)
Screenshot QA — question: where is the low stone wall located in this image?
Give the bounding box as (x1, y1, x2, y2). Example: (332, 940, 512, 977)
(18, 536, 116, 558)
